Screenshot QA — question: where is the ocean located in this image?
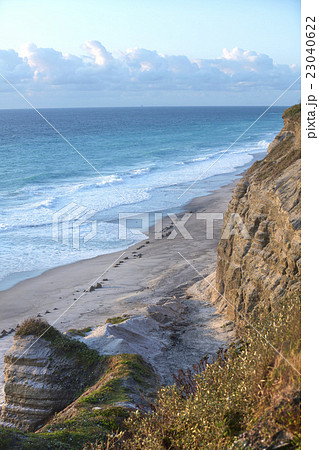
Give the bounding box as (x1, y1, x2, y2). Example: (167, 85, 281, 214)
(0, 106, 285, 290)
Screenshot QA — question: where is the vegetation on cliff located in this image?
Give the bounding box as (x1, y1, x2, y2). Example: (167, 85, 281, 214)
(15, 317, 101, 368)
(0, 318, 107, 434)
(2, 292, 298, 448)
(0, 353, 158, 449)
(36, 353, 157, 448)
(124, 291, 300, 449)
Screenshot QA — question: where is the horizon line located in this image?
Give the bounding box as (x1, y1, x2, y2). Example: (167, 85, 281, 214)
(0, 104, 291, 111)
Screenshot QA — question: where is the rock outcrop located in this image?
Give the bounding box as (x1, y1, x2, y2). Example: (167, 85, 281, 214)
(213, 104, 301, 319)
(0, 320, 103, 431)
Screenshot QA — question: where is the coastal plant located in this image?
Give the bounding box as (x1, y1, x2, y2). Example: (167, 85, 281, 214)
(67, 327, 93, 337)
(124, 292, 301, 449)
(9, 297, 300, 449)
(15, 317, 101, 368)
(31, 354, 157, 449)
(106, 317, 129, 325)
(172, 355, 209, 397)
(15, 317, 61, 340)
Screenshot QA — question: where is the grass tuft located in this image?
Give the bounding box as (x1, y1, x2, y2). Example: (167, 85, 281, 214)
(67, 327, 93, 337)
(106, 317, 129, 325)
(15, 317, 60, 340)
(15, 317, 101, 369)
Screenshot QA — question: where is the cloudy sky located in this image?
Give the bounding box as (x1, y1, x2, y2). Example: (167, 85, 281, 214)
(0, 0, 300, 108)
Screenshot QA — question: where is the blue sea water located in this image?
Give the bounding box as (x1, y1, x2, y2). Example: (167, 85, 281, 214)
(0, 106, 286, 290)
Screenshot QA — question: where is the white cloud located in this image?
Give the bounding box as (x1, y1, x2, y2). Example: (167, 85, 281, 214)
(18, 42, 83, 84)
(0, 48, 33, 86)
(0, 41, 300, 96)
(82, 40, 114, 66)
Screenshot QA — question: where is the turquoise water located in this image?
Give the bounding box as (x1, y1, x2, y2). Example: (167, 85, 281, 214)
(0, 106, 285, 289)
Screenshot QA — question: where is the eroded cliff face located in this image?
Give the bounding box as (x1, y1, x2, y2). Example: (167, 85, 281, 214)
(0, 331, 102, 432)
(213, 105, 301, 320)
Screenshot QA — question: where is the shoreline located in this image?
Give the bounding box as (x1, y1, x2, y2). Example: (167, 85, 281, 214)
(0, 176, 240, 334)
(0, 151, 267, 294)
(0, 175, 240, 405)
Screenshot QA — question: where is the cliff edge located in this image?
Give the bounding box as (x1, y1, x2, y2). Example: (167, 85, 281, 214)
(214, 104, 301, 319)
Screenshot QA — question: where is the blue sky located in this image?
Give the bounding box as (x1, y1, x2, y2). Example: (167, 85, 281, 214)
(0, 0, 301, 107)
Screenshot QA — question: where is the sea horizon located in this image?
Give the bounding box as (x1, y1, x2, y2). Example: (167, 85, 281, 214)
(0, 104, 291, 111)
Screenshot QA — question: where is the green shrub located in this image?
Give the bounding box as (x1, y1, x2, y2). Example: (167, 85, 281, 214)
(16, 317, 60, 340)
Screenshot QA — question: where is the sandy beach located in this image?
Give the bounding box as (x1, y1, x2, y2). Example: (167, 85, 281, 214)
(0, 178, 239, 403)
(0, 179, 238, 332)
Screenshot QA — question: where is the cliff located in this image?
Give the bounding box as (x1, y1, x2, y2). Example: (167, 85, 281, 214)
(0, 318, 103, 432)
(213, 104, 301, 320)
(0, 319, 158, 447)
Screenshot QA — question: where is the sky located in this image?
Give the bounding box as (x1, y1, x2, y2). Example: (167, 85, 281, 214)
(0, 0, 301, 108)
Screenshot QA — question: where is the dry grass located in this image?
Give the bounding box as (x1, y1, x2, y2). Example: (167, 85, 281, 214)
(124, 292, 301, 449)
(4, 295, 300, 449)
(283, 103, 301, 120)
(15, 317, 101, 369)
(15, 317, 60, 340)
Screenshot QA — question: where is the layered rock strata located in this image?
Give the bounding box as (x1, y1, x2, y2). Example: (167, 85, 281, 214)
(0, 333, 101, 431)
(213, 104, 301, 319)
